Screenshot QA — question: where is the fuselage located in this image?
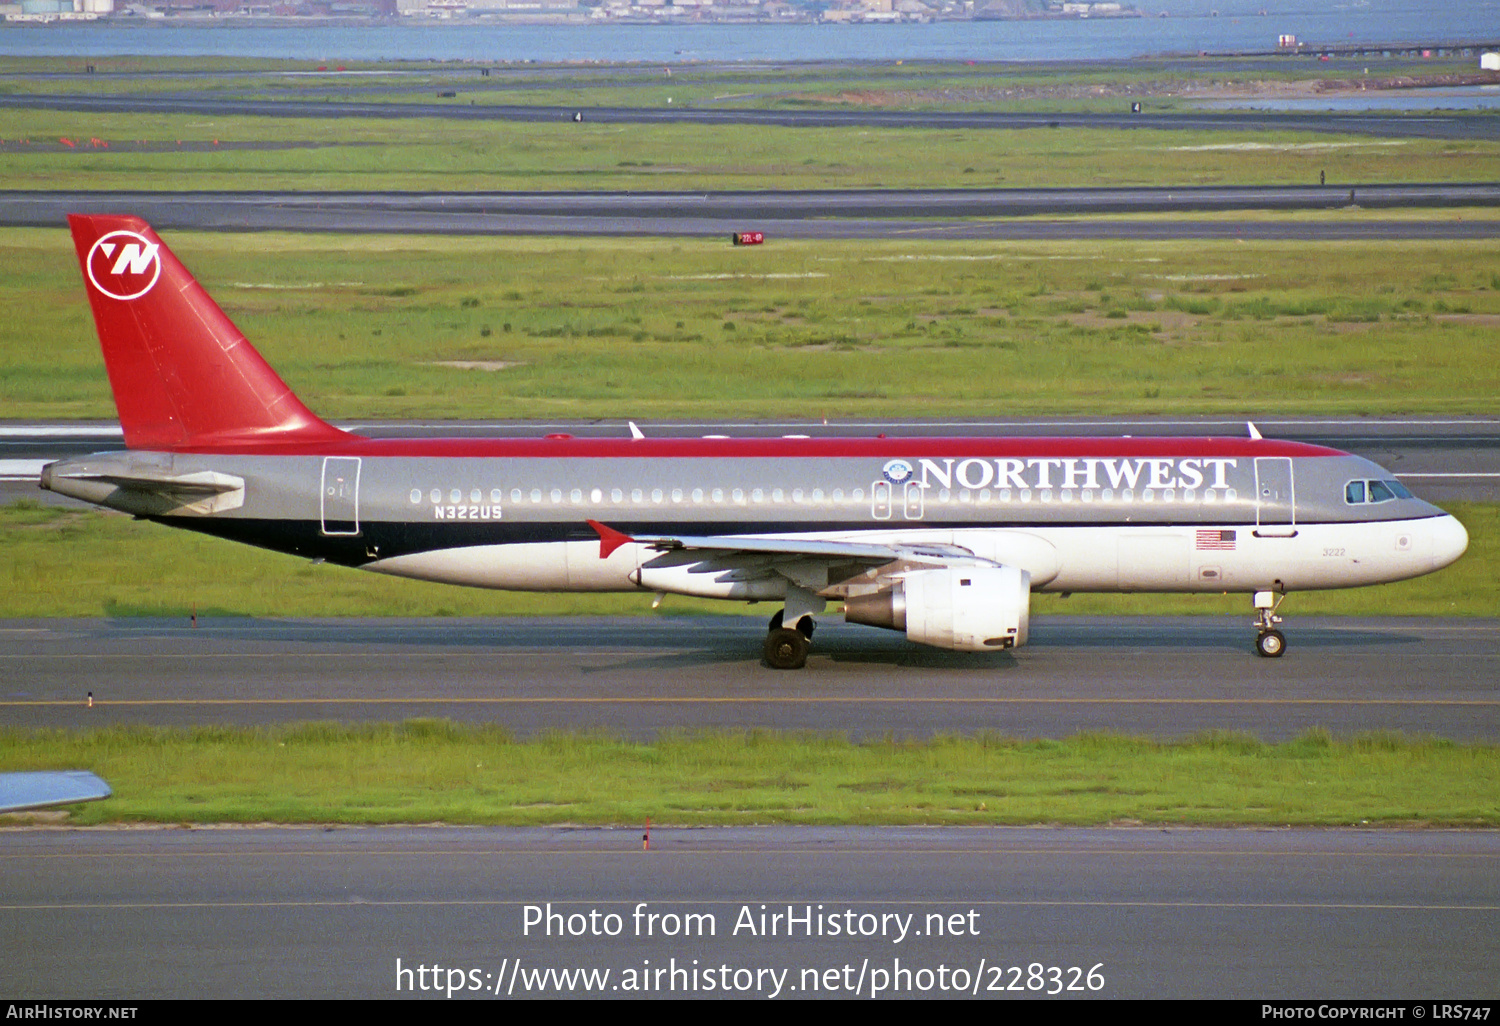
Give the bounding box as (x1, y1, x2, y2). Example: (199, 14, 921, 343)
(42, 434, 1469, 603)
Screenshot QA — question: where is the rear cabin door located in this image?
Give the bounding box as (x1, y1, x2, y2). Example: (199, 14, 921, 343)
(320, 457, 361, 536)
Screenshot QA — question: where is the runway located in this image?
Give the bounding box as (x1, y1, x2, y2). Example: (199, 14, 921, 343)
(1, 825, 1495, 998)
(3, 616, 1496, 740)
(4, 186, 1496, 239)
(5, 92, 1499, 141)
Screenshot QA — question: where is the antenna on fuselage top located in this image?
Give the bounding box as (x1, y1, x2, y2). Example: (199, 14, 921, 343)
(628, 421, 645, 440)
(1247, 421, 1263, 440)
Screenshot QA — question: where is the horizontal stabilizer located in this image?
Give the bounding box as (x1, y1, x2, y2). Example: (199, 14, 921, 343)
(53, 468, 244, 495)
(42, 459, 246, 514)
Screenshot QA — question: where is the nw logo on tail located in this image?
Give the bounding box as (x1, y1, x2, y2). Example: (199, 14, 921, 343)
(86, 229, 162, 301)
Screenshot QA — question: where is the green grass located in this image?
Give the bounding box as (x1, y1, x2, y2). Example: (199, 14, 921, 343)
(2, 725, 1493, 827)
(1, 115, 1495, 193)
(4, 230, 1498, 421)
(5, 54, 1495, 193)
(1, 500, 1490, 619)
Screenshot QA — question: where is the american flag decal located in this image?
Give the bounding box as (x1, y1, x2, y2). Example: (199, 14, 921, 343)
(1196, 529, 1237, 551)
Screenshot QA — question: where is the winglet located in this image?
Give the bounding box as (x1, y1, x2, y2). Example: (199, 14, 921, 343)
(628, 421, 645, 440)
(1247, 421, 1263, 440)
(587, 520, 634, 559)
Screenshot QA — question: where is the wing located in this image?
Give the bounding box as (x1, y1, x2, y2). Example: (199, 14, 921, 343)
(0, 771, 112, 814)
(586, 520, 998, 593)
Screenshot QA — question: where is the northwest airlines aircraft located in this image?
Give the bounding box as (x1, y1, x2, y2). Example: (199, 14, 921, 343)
(42, 215, 1469, 668)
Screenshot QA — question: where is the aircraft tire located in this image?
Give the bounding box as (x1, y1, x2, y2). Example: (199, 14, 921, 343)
(769, 609, 784, 631)
(1255, 629, 1286, 658)
(764, 627, 810, 670)
(795, 615, 816, 639)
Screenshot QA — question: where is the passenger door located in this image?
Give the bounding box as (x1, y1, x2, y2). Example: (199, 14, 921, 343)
(320, 456, 361, 536)
(1254, 457, 1296, 536)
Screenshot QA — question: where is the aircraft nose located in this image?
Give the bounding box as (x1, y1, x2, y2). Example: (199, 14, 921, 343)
(1429, 514, 1469, 572)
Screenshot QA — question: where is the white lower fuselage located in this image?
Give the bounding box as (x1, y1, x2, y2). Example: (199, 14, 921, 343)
(364, 516, 1467, 601)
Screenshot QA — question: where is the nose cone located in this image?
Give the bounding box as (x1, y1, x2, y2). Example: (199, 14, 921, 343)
(1429, 514, 1469, 572)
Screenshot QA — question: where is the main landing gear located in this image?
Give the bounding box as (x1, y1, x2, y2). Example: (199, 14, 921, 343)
(1253, 589, 1287, 658)
(764, 584, 824, 669)
(764, 609, 817, 670)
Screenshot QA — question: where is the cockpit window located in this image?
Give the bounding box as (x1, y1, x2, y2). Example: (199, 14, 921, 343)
(1346, 479, 1414, 505)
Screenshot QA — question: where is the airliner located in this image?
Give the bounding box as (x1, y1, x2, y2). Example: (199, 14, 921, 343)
(41, 214, 1469, 668)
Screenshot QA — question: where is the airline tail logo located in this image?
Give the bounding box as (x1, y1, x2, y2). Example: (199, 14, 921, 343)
(86, 230, 162, 301)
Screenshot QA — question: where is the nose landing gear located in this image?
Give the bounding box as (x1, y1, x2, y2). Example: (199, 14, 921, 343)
(1253, 589, 1287, 658)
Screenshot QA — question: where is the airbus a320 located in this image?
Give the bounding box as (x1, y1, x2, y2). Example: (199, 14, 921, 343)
(41, 215, 1469, 668)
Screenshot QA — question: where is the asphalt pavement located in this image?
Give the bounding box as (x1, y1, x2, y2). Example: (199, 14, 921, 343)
(2, 825, 1494, 999)
(4, 185, 1496, 238)
(6, 92, 1500, 141)
(4, 615, 1496, 739)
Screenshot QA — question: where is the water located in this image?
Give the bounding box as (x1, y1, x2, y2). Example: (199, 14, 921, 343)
(0, 1, 1495, 63)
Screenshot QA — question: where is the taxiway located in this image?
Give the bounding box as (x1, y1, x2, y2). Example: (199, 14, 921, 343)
(3, 186, 1496, 239)
(3, 616, 1496, 740)
(2, 825, 1495, 999)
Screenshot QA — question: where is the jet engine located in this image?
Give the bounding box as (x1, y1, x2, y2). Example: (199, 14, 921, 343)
(844, 565, 1031, 652)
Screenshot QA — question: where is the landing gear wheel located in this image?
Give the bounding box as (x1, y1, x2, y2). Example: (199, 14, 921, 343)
(1255, 629, 1286, 658)
(768, 609, 784, 631)
(1252, 590, 1288, 659)
(794, 615, 815, 640)
(763, 627, 809, 670)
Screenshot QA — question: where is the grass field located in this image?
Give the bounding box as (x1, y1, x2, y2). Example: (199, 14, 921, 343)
(2, 725, 1494, 827)
(3, 110, 1494, 192)
(4, 230, 1497, 421)
(5, 53, 1498, 194)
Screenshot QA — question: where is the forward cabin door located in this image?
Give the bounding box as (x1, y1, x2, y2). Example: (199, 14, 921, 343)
(1254, 457, 1296, 536)
(320, 456, 362, 536)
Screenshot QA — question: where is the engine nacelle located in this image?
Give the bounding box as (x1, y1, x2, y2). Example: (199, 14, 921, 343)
(844, 565, 1031, 652)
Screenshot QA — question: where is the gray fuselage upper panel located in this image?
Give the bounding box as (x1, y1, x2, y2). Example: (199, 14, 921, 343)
(51, 448, 1444, 532)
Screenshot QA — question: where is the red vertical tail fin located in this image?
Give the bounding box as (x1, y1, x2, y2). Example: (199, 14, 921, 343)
(68, 214, 351, 450)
